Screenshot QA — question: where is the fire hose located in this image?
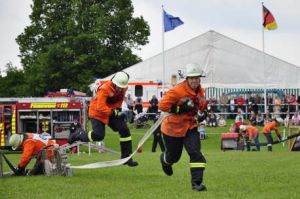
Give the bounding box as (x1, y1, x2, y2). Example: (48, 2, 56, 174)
(251, 132, 300, 147)
(1, 153, 18, 175)
(69, 112, 169, 169)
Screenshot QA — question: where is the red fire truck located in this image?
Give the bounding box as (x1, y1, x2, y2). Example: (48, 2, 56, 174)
(0, 97, 88, 148)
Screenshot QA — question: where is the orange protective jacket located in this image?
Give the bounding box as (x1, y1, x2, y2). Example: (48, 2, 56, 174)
(244, 126, 258, 140)
(88, 81, 126, 124)
(19, 133, 55, 168)
(158, 80, 205, 137)
(262, 121, 280, 136)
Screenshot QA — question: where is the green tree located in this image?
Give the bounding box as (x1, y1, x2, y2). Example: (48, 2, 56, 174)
(0, 62, 26, 97)
(16, 0, 149, 96)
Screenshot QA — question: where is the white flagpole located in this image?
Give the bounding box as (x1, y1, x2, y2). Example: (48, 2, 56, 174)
(162, 5, 166, 94)
(262, 1, 267, 115)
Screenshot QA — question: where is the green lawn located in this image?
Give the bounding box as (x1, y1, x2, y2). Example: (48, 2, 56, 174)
(1, 122, 299, 199)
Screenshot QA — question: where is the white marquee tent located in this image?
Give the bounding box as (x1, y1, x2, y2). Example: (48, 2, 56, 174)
(106, 30, 300, 90)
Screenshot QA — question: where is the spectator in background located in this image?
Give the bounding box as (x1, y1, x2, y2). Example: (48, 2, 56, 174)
(267, 94, 273, 113)
(148, 95, 159, 120)
(289, 94, 297, 113)
(219, 93, 228, 119)
(291, 110, 300, 126)
(252, 101, 259, 115)
(198, 122, 207, 140)
(249, 111, 256, 126)
(235, 110, 244, 124)
(284, 111, 290, 128)
(121, 98, 130, 123)
(151, 114, 165, 153)
(134, 96, 143, 114)
(281, 94, 288, 113)
(273, 95, 281, 118)
(228, 95, 236, 119)
(254, 94, 262, 112)
(207, 110, 217, 127)
(245, 94, 251, 119)
(125, 94, 134, 123)
(210, 96, 218, 113)
(236, 95, 245, 112)
(264, 110, 272, 125)
(256, 111, 264, 126)
(234, 110, 244, 132)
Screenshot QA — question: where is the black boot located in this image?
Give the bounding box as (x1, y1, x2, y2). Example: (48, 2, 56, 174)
(68, 130, 88, 144)
(192, 183, 207, 192)
(267, 145, 272, 152)
(124, 159, 138, 167)
(120, 140, 138, 167)
(246, 141, 251, 152)
(160, 153, 173, 176)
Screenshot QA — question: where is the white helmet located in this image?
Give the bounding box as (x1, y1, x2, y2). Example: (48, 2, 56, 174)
(185, 63, 205, 77)
(239, 125, 247, 131)
(8, 134, 24, 150)
(275, 117, 284, 124)
(112, 72, 129, 88)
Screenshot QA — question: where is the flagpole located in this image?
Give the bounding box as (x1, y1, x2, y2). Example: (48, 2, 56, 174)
(262, 1, 267, 115)
(162, 5, 166, 95)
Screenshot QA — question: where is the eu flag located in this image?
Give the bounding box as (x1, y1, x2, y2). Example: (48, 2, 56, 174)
(163, 9, 184, 32)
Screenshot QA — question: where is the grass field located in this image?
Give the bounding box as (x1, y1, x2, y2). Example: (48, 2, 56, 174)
(1, 121, 300, 199)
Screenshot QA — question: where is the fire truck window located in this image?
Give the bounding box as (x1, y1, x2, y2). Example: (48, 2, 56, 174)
(135, 85, 143, 97)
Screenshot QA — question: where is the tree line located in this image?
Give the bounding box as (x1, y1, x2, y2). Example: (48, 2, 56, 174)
(0, 0, 149, 97)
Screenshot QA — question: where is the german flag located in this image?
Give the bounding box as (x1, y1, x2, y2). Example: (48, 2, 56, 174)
(263, 5, 277, 30)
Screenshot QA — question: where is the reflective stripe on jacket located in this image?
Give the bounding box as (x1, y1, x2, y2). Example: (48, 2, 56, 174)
(158, 80, 205, 137)
(19, 133, 55, 168)
(88, 81, 126, 124)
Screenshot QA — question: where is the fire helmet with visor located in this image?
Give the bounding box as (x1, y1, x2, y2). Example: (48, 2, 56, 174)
(8, 134, 24, 150)
(185, 63, 205, 77)
(112, 71, 129, 88)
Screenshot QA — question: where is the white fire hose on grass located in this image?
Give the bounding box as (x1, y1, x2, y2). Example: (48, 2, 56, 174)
(69, 113, 169, 169)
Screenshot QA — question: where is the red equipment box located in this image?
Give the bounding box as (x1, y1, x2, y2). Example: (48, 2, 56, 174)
(221, 133, 239, 151)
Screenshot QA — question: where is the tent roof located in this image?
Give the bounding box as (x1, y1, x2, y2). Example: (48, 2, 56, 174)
(106, 30, 300, 89)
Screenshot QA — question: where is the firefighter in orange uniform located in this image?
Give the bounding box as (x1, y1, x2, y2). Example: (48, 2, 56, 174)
(68, 71, 138, 166)
(262, 117, 284, 151)
(8, 133, 55, 175)
(158, 63, 207, 192)
(239, 125, 260, 151)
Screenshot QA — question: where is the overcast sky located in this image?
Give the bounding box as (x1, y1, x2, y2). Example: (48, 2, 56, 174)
(1, 0, 300, 75)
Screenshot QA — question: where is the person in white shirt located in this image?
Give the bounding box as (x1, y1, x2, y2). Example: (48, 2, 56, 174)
(121, 98, 130, 123)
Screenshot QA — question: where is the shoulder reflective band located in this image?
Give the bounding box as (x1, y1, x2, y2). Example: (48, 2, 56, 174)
(120, 136, 132, 142)
(190, 162, 206, 168)
(70, 113, 169, 169)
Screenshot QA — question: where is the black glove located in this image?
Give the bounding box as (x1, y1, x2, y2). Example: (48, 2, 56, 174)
(170, 99, 194, 114)
(277, 135, 282, 141)
(111, 109, 122, 118)
(197, 110, 208, 123)
(15, 166, 25, 176)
